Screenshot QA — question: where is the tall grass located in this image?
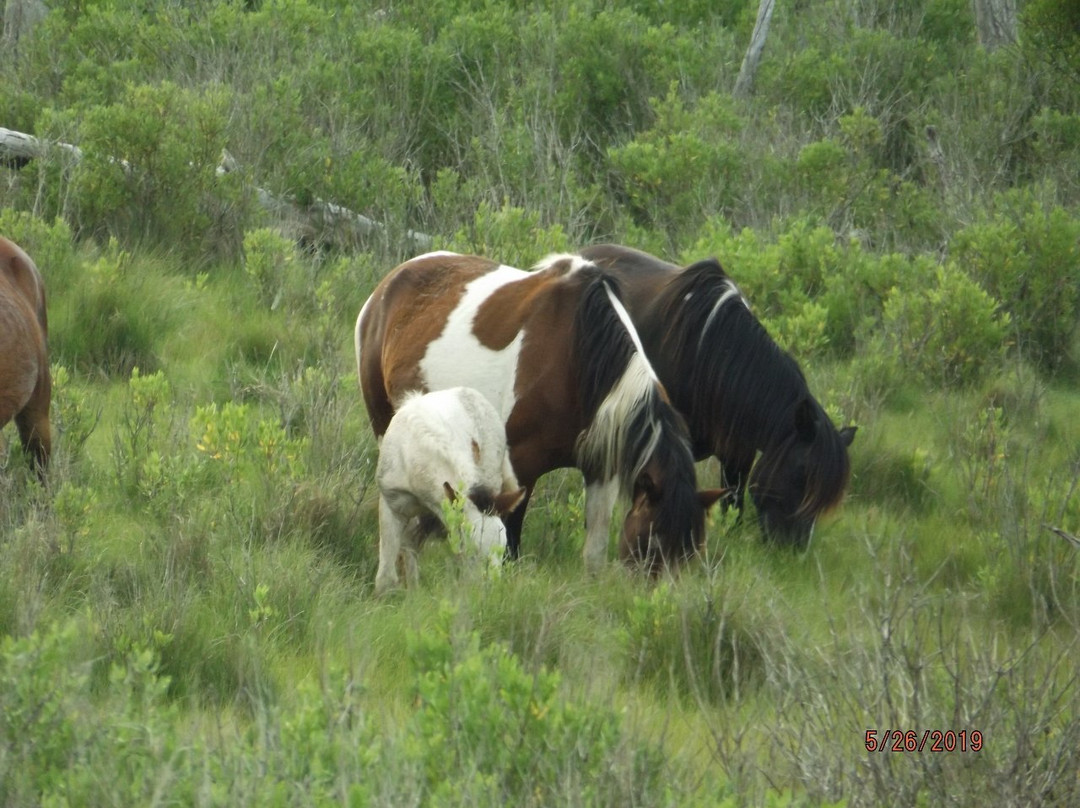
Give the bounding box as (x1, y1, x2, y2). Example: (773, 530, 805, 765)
(1, 0, 1079, 803)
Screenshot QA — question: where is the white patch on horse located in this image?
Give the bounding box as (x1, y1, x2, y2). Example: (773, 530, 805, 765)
(418, 263, 529, 420)
(698, 280, 749, 351)
(534, 253, 594, 275)
(602, 281, 657, 379)
(354, 292, 374, 385)
(411, 249, 460, 261)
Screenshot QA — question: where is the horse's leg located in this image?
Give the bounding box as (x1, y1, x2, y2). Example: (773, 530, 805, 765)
(501, 486, 532, 560)
(402, 513, 441, 588)
(375, 496, 406, 596)
(15, 367, 51, 480)
(583, 478, 618, 574)
(719, 459, 750, 519)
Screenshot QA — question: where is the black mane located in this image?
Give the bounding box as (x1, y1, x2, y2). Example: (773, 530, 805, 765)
(573, 267, 704, 563)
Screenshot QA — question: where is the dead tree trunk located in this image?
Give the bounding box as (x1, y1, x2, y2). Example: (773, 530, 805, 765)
(734, 0, 776, 99)
(2, 0, 48, 61)
(974, 0, 1017, 51)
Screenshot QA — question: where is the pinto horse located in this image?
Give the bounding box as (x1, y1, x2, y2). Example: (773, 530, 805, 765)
(578, 244, 855, 547)
(356, 252, 725, 574)
(0, 236, 51, 478)
(375, 386, 526, 595)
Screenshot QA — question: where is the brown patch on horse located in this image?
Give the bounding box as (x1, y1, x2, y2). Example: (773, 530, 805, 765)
(472, 271, 547, 351)
(471, 256, 588, 351)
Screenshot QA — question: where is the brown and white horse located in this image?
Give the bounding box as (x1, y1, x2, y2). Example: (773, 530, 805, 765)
(578, 244, 855, 548)
(0, 236, 51, 479)
(356, 252, 725, 574)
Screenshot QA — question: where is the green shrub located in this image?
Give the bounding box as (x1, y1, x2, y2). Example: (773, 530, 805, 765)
(407, 604, 671, 805)
(243, 227, 297, 309)
(52, 242, 179, 376)
(0, 211, 76, 285)
(0, 622, 94, 803)
(620, 579, 765, 705)
(820, 250, 908, 357)
(607, 88, 745, 246)
(952, 190, 1080, 372)
(878, 259, 1010, 387)
(446, 200, 569, 268)
(71, 81, 239, 258)
(554, 9, 685, 162)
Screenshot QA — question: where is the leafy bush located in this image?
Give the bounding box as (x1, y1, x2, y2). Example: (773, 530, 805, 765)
(407, 604, 672, 805)
(608, 88, 746, 246)
(0, 210, 76, 285)
(952, 189, 1080, 372)
(878, 259, 1010, 386)
(446, 200, 569, 268)
(71, 81, 241, 258)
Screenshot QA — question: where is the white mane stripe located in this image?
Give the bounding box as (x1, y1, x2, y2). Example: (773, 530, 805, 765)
(577, 354, 661, 495)
(602, 281, 658, 381)
(697, 281, 748, 351)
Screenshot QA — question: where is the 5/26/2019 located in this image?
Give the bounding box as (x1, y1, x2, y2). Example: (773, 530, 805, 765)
(866, 729, 983, 753)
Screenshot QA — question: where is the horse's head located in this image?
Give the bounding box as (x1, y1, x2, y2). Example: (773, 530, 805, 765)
(618, 456, 729, 575)
(749, 399, 856, 548)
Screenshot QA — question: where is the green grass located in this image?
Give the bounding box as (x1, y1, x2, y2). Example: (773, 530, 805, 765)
(1, 232, 1079, 805)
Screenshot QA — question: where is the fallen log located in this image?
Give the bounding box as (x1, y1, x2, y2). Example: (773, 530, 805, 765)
(0, 126, 433, 252)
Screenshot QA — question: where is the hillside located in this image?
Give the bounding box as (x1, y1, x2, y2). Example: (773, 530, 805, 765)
(2, 1, 1080, 805)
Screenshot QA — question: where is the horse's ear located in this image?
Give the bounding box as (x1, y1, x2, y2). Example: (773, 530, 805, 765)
(840, 425, 858, 447)
(794, 398, 818, 443)
(493, 487, 527, 516)
(698, 488, 731, 512)
(442, 482, 458, 502)
(634, 469, 661, 502)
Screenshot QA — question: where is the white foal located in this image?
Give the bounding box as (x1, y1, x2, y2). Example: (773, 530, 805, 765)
(375, 386, 525, 596)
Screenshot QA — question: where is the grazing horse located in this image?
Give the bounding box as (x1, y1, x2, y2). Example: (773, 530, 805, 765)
(356, 251, 725, 574)
(0, 236, 51, 478)
(375, 386, 526, 595)
(578, 244, 856, 547)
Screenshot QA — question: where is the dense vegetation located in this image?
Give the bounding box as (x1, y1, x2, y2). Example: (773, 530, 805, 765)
(2, 0, 1079, 804)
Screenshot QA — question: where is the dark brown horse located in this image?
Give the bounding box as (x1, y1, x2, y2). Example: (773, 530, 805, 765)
(0, 236, 51, 478)
(579, 244, 855, 548)
(356, 251, 725, 574)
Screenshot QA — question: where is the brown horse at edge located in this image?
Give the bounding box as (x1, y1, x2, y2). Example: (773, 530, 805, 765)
(0, 236, 51, 478)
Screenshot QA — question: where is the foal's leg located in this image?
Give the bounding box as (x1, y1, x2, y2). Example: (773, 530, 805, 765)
(583, 478, 618, 574)
(401, 513, 440, 589)
(15, 364, 51, 479)
(375, 496, 407, 596)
